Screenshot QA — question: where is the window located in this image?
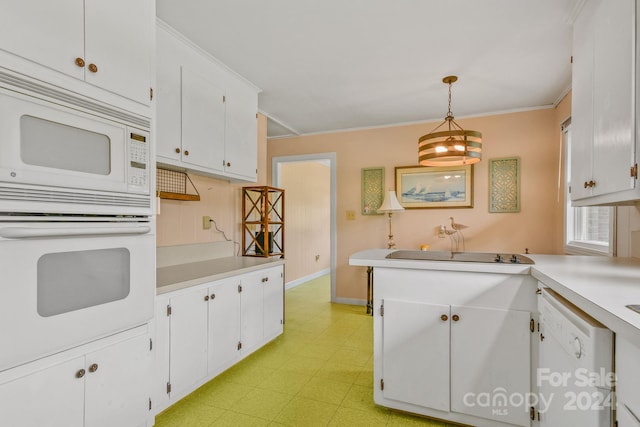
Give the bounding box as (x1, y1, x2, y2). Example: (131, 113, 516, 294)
(563, 121, 615, 255)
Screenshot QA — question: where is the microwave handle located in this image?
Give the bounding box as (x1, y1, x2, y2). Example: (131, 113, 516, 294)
(0, 226, 151, 239)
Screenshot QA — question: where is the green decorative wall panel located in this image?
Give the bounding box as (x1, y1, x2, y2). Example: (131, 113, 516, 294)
(489, 157, 520, 213)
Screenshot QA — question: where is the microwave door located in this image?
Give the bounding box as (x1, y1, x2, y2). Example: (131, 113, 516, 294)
(0, 88, 127, 193)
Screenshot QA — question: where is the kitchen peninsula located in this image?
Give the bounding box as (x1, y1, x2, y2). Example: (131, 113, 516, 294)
(350, 249, 640, 427)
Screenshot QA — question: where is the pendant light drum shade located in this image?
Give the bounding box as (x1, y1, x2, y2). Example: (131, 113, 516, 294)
(418, 76, 482, 167)
(418, 129, 482, 166)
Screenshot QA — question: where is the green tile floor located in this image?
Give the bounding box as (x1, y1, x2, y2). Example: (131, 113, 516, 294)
(155, 275, 456, 427)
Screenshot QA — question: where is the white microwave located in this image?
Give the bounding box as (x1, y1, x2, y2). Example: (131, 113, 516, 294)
(0, 78, 152, 216)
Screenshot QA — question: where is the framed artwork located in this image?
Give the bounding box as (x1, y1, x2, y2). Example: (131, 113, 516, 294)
(489, 157, 520, 213)
(361, 167, 385, 215)
(395, 164, 473, 209)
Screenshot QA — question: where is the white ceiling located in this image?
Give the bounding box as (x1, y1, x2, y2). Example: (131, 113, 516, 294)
(156, 0, 581, 139)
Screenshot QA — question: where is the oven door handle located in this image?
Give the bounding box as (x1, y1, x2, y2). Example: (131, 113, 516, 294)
(0, 226, 151, 239)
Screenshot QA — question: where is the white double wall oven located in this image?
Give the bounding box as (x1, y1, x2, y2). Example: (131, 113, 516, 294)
(0, 71, 155, 372)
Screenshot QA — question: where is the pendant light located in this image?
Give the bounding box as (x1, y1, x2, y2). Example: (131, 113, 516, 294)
(418, 76, 482, 166)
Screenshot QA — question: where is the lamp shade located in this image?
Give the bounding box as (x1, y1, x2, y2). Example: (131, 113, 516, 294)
(378, 190, 404, 213)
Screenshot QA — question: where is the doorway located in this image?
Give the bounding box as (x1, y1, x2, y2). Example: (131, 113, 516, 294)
(272, 153, 337, 302)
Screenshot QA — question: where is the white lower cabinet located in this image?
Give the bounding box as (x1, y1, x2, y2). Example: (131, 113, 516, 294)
(167, 286, 210, 399)
(208, 278, 242, 376)
(263, 267, 286, 341)
(374, 267, 537, 427)
(0, 328, 152, 427)
(382, 300, 450, 411)
(241, 266, 285, 355)
(381, 300, 531, 426)
(616, 335, 640, 426)
(154, 264, 284, 415)
(450, 305, 531, 425)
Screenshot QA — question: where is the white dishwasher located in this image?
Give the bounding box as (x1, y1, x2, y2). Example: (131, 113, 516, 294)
(538, 288, 614, 427)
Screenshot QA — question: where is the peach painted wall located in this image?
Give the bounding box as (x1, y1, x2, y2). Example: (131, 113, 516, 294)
(156, 113, 268, 247)
(279, 161, 331, 283)
(268, 107, 567, 301)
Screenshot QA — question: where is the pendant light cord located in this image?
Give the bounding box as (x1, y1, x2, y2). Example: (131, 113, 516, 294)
(447, 81, 453, 119)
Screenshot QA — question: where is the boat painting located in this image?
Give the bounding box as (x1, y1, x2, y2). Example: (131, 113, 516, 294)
(395, 165, 473, 208)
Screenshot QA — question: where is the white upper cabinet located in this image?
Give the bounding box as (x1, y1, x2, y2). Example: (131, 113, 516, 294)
(156, 22, 259, 183)
(83, 0, 154, 106)
(0, 0, 154, 107)
(180, 66, 227, 171)
(571, 0, 638, 205)
(225, 91, 259, 179)
(0, 0, 85, 79)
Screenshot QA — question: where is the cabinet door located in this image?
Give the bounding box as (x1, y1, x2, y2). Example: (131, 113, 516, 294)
(240, 271, 265, 355)
(450, 305, 530, 426)
(224, 90, 258, 180)
(208, 278, 241, 375)
(181, 66, 227, 171)
(570, 0, 596, 201)
(0, 0, 84, 80)
(84, 0, 154, 105)
(152, 295, 171, 414)
(84, 333, 152, 427)
(591, 0, 635, 196)
(382, 299, 450, 411)
(616, 336, 640, 424)
(169, 288, 209, 398)
(263, 266, 284, 341)
(156, 26, 182, 162)
(618, 404, 640, 427)
(0, 357, 85, 427)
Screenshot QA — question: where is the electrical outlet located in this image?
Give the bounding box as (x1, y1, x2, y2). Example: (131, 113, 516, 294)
(315, 255, 320, 262)
(203, 216, 212, 230)
(346, 210, 356, 220)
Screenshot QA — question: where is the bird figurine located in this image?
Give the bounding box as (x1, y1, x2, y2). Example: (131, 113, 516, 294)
(448, 217, 468, 252)
(449, 217, 468, 231)
(443, 225, 460, 253)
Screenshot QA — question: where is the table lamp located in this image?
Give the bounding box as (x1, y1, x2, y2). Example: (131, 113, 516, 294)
(377, 190, 404, 249)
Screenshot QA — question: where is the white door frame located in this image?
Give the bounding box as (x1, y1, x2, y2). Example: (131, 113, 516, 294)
(272, 153, 337, 303)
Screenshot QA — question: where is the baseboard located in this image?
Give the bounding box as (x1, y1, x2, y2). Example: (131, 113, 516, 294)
(333, 297, 366, 306)
(284, 268, 331, 290)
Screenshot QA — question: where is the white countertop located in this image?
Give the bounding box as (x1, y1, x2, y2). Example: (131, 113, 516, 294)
(350, 249, 640, 346)
(349, 249, 533, 274)
(157, 256, 285, 295)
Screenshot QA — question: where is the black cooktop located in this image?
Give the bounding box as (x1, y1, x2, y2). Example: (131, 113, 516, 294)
(386, 250, 535, 265)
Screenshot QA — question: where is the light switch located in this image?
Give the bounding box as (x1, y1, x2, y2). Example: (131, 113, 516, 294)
(346, 210, 356, 220)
